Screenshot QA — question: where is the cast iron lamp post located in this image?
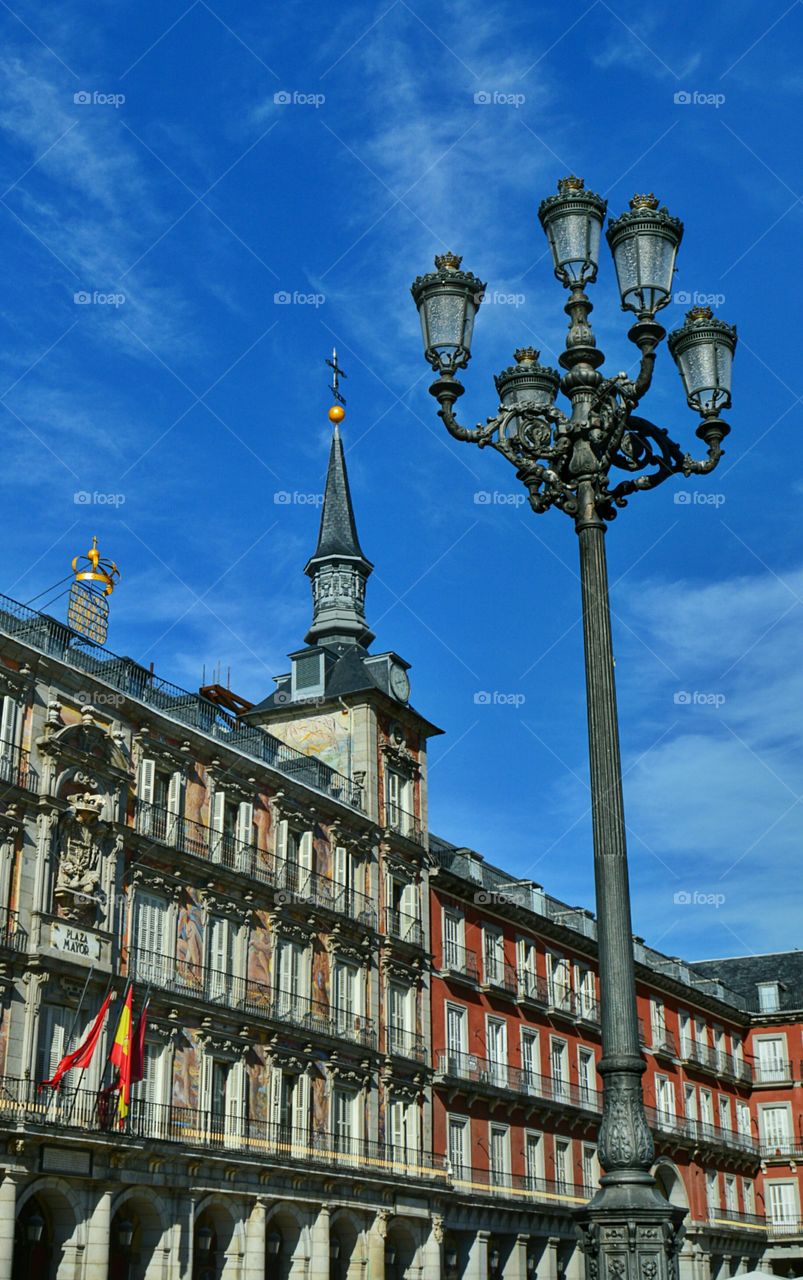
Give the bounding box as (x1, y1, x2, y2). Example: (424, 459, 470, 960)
(410, 177, 736, 1280)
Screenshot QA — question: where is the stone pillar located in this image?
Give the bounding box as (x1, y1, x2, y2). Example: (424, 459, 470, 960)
(466, 1232, 490, 1280)
(504, 1237, 528, 1280)
(563, 1242, 584, 1280)
(368, 1212, 389, 1280)
(244, 1198, 268, 1280)
(174, 1193, 196, 1280)
(85, 1188, 112, 1280)
(0, 1173, 19, 1280)
(539, 1238, 560, 1280)
(421, 1217, 443, 1280)
(310, 1205, 331, 1280)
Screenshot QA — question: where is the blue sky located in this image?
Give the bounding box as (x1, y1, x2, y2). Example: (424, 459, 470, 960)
(1, 0, 802, 961)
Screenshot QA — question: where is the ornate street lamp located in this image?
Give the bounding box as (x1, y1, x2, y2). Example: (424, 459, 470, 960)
(411, 177, 736, 1280)
(117, 1219, 134, 1250)
(26, 1210, 45, 1245)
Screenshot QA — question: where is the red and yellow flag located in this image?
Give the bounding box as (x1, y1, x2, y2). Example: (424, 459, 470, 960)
(109, 987, 134, 1122)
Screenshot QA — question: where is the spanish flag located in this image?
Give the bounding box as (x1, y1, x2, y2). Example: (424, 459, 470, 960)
(109, 986, 134, 1123)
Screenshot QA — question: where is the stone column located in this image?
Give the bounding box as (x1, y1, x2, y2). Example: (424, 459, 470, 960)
(310, 1205, 331, 1280)
(504, 1237, 528, 1280)
(420, 1217, 443, 1280)
(368, 1212, 389, 1280)
(538, 1238, 560, 1280)
(244, 1197, 268, 1280)
(174, 1193, 196, 1280)
(563, 1242, 583, 1280)
(85, 1188, 112, 1280)
(0, 1173, 19, 1280)
(466, 1232, 490, 1280)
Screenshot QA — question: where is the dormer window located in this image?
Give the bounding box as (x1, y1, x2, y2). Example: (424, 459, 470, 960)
(758, 981, 781, 1013)
(291, 650, 325, 701)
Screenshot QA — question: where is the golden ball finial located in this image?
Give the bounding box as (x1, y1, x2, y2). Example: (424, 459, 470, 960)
(328, 405, 346, 424)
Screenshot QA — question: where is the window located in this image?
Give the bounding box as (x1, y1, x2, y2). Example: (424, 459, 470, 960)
(332, 1088, 358, 1155)
(137, 759, 182, 841)
(757, 1036, 787, 1083)
(656, 1076, 675, 1119)
(389, 1098, 418, 1165)
(706, 1171, 719, 1211)
(386, 769, 412, 834)
(333, 845, 356, 911)
(517, 937, 538, 999)
(758, 982, 781, 1013)
(486, 1018, 507, 1087)
(699, 1089, 713, 1126)
(717, 1095, 731, 1132)
(521, 1030, 539, 1089)
(132, 892, 170, 985)
(525, 1130, 543, 1189)
(546, 952, 571, 1009)
(684, 1085, 697, 1131)
(274, 939, 307, 1015)
(581, 1144, 598, 1193)
(551, 1038, 568, 1100)
(575, 966, 596, 1018)
(767, 1182, 797, 1227)
(272, 1070, 308, 1142)
(578, 1048, 596, 1104)
(679, 1011, 691, 1056)
(650, 998, 666, 1046)
(761, 1105, 791, 1150)
(36, 1005, 76, 1089)
(554, 1139, 571, 1191)
(275, 822, 313, 890)
(210, 792, 252, 869)
(736, 1101, 751, 1137)
(743, 1179, 754, 1215)
(448, 1115, 469, 1180)
(207, 915, 234, 1002)
(694, 1017, 709, 1051)
(333, 961, 362, 1037)
(387, 983, 412, 1056)
(208, 1059, 231, 1137)
(443, 911, 464, 971)
(489, 1124, 510, 1185)
(714, 1025, 726, 1070)
(724, 1176, 737, 1213)
(483, 927, 505, 986)
(445, 1004, 467, 1070)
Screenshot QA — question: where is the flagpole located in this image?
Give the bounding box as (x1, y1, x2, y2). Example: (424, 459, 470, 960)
(96, 978, 132, 1130)
(42, 963, 94, 1120)
(64, 969, 116, 1127)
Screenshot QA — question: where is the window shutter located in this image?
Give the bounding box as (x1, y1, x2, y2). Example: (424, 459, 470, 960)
(37, 1005, 69, 1082)
(298, 830, 313, 873)
(208, 917, 232, 1000)
(236, 801, 254, 848)
(167, 770, 182, 815)
(134, 893, 169, 983)
(139, 758, 155, 806)
(334, 845, 349, 887)
(0, 696, 18, 749)
(275, 818, 288, 862)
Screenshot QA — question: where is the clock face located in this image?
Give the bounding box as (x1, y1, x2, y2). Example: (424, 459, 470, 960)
(389, 663, 410, 703)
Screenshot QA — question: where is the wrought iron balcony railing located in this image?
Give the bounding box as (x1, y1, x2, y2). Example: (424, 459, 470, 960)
(450, 1164, 594, 1206)
(0, 592, 363, 811)
(435, 1051, 602, 1113)
(126, 946, 377, 1049)
(760, 1138, 803, 1158)
(753, 1061, 792, 1085)
(482, 957, 518, 997)
(644, 1104, 760, 1157)
(384, 907, 424, 949)
(0, 1076, 444, 1183)
(766, 1217, 803, 1239)
(576, 995, 601, 1026)
(707, 1209, 767, 1233)
(133, 802, 376, 928)
(649, 1028, 678, 1058)
(385, 1024, 427, 1063)
(383, 803, 425, 846)
(547, 982, 578, 1018)
(679, 1041, 752, 1083)
(440, 942, 479, 984)
(517, 970, 550, 1005)
(0, 906, 26, 953)
(0, 739, 36, 793)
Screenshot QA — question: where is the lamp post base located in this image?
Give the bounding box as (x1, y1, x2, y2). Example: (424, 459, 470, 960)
(575, 1180, 686, 1280)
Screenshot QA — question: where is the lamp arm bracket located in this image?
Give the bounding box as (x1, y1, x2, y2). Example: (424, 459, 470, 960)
(607, 414, 724, 506)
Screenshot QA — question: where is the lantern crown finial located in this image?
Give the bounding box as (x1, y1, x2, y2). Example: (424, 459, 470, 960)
(434, 251, 463, 271)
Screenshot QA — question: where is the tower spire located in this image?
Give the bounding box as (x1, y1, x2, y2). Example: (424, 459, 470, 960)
(304, 356, 374, 649)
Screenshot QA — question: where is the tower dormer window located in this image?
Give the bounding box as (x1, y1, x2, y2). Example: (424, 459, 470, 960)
(290, 649, 325, 700)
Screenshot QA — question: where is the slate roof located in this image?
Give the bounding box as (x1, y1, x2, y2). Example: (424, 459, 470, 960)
(691, 951, 803, 1013)
(308, 426, 371, 565)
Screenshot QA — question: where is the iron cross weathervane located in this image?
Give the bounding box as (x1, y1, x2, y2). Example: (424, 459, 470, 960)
(326, 348, 347, 406)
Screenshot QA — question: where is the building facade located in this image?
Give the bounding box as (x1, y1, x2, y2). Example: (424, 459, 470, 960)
(0, 421, 799, 1280)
